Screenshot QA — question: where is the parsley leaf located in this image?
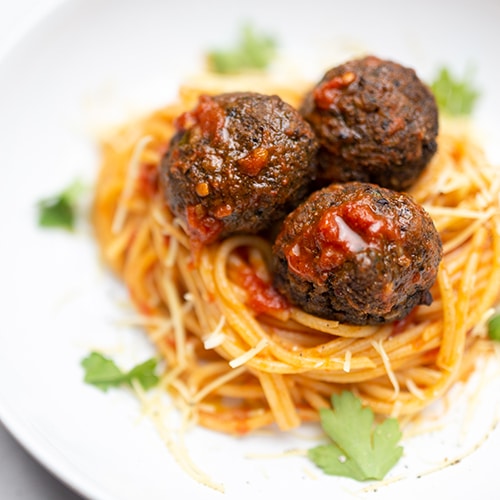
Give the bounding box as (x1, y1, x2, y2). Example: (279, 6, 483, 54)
(37, 179, 86, 230)
(81, 352, 159, 392)
(126, 358, 160, 390)
(430, 66, 480, 116)
(207, 23, 277, 74)
(487, 311, 500, 341)
(308, 391, 403, 481)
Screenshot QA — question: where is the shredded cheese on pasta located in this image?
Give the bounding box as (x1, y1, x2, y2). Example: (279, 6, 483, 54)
(92, 73, 500, 439)
(229, 338, 269, 368)
(111, 135, 152, 234)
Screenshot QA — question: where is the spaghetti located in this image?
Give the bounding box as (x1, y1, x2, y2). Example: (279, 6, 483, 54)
(92, 74, 500, 435)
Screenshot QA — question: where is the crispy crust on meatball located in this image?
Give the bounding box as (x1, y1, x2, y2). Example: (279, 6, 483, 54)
(272, 182, 442, 324)
(300, 56, 439, 191)
(161, 92, 318, 245)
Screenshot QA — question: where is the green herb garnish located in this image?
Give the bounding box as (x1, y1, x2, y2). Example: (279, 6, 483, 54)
(487, 312, 500, 341)
(308, 391, 403, 481)
(207, 23, 277, 74)
(37, 179, 86, 230)
(430, 66, 480, 116)
(81, 352, 159, 392)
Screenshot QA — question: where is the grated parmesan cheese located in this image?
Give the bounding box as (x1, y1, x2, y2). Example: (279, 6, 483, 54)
(202, 316, 226, 350)
(423, 205, 495, 220)
(203, 332, 226, 349)
(131, 380, 225, 493)
(191, 365, 247, 404)
(229, 338, 269, 368)
(371, 339, 400, 399)
(111, 135, 152, 234)
(405, 378, 426, 400)
(343, 350, 352, 373)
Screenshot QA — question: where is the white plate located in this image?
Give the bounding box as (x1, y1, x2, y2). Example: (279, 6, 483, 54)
(1, 0, 500, 499)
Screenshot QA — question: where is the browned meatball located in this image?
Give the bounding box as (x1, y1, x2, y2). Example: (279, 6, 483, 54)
(160, 92, 318, 245)
(272, 182, 442, 325)
(300, 56, 439, 191)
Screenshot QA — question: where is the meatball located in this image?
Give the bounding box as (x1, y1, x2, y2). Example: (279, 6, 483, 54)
(300, 55, 439, 191)
(272, 182, 442, 325)
(160, 92, 318, 245)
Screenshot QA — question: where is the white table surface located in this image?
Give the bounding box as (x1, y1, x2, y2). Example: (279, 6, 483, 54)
(0, 2, 86, 498)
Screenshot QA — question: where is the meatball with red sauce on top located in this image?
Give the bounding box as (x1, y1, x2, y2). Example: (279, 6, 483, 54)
(161, 92, 318, 246)
(272, 182, 442, 325)
(300, 56, 439, 191)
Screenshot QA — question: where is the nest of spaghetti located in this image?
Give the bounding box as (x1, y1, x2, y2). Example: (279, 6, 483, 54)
(93, 62, 500, 435)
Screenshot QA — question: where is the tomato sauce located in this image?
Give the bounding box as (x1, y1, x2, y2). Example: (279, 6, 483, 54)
(175, 94, 226, 143)
(137, 162, 159, 197)
(313, 71, 356, 110)
(286, 195, 402, 282)
(232, 259, 289, 315)
(186, 204, 224, 245)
